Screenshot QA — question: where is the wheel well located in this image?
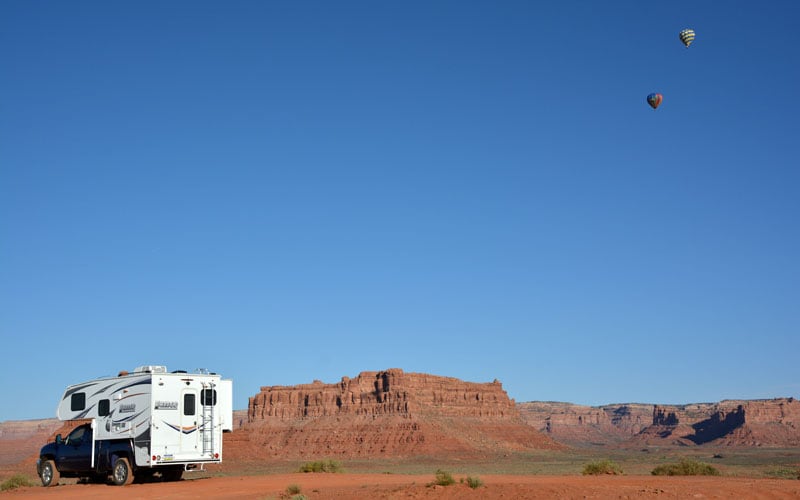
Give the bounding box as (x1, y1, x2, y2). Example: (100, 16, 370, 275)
(111, 452, 132, 464)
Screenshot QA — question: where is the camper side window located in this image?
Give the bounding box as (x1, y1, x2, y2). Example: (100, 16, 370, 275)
(71, 393, 86, 411)
(98, 399, 110, 416)
(184, 393, 196, 416)
(201, 389, 217, 406)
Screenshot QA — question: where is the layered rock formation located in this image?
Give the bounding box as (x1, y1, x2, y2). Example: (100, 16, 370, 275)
(517, 402, 651, 446)
(249, 369, 516, 420)
(234, 369, 561, 459)
(519, 398, 800, 447)
(635, 398, 800, 447)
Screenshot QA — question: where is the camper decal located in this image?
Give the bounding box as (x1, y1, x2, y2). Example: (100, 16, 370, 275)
(120, 403, 136, 413)
(90, 382, 118, 397)
(72, 403, 97, 420)
(62, 382, 97, 399)
(118, 391, 147, 402)
(117, 378, 152, 392)
(163, 421, 199, 434)
(114, 409, 146, 424)
(155, 400, 179, 410)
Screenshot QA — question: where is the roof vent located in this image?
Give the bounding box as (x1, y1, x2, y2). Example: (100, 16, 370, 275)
(134, 365, 168, 374)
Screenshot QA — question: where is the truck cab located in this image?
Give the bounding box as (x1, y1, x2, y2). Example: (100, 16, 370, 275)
(37, 423, 108, 486)
(53, 424, 93, 474)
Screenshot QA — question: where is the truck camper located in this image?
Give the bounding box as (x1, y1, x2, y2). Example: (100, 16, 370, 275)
(36, 365, 232, 486)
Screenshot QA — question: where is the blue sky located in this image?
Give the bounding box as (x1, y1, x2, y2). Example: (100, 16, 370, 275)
(2, 1, 798, 421)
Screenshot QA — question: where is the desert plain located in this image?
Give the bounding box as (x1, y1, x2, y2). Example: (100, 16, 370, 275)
(2, 369, 799, 499)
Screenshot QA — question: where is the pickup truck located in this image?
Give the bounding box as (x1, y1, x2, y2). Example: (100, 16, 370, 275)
(36, 423, 183, 486)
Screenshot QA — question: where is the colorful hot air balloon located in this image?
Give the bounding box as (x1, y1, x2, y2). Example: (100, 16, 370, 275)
(679, 29, 695, 48)
(647, 93, 663, 109)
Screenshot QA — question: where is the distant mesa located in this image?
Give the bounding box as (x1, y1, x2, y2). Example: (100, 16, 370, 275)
(517, 401, 653, 447)
(518, 397, 800, 448)
(634, 399, 800, 447)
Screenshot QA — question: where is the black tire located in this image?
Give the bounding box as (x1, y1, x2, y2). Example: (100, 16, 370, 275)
(161, 467, 183, 482)
(111, 457, 134, 486)
(39, 459, 60, 487)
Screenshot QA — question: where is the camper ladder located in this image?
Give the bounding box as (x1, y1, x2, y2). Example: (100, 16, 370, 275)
(201, 381, 215, 455)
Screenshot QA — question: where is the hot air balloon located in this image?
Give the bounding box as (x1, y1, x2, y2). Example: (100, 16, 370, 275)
(679, 29, 695, 48)
(647, 93, 663, 109)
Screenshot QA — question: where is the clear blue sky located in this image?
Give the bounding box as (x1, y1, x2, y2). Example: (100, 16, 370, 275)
(2, 1, 798, 421)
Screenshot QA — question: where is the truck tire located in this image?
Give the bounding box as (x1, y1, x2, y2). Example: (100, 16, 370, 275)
(39, 459, 60, 487)
(111, 457, 134, 486)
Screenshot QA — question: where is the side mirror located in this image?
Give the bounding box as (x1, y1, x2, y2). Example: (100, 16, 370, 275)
(55, 434, 63, 445)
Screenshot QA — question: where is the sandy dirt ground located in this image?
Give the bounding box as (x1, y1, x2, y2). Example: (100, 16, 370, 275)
(3, 473, 800, 499)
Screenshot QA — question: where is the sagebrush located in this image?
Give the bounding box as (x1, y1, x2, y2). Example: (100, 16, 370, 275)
(465, 475, 484, 488)
(582, 459, 623, 476)
(432, 469, 455, 486)
(298, 459, 343, 473)
(1, 474, 35, 491)
(651, 459, 720, 476)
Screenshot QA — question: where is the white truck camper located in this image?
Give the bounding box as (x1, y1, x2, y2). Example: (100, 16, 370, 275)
(50, 365, 232, 481)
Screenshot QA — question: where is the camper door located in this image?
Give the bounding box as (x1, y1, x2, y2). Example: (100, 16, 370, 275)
(180, 388, 201, 455)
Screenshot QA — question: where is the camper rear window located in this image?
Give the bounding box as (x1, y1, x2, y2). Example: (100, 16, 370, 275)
(184, 393, 195, 416)
(71, 393, 86, 411)
(98, 399, 110, 416)
(201, 389, 217, 406)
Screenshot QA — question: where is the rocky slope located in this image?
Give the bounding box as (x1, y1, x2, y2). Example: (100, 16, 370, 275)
(230, 368, 561, 460)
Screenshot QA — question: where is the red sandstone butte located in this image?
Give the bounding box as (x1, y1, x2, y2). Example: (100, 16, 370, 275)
(231, 368, 562, 460)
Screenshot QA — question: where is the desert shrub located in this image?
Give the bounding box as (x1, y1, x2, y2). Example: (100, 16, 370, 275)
(465, 476, 484, 489)
(764, 466, 799, 480)
(582, 459, 623, 476)
(431, 469, 455, 486)
(1, 474, 35, 491)
(285, 483, 302, 495)
(651, 458, 720, 476)
(298, 459, 343, 473)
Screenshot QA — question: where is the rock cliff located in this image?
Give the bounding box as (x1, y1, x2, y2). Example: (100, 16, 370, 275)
(517, 402, 651, 446)
(519, 398, 800, 447)
(636, 398, 800, 447)
(234, 369, 561, 459)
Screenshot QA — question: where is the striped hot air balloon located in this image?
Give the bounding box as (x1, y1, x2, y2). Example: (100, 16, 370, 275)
(647, 93, 663, 110)
(679, 29, 695, 48)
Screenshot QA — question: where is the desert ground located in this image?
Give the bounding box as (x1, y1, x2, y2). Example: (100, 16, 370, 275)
(4, 448, 800, 499)
(2, 472, 800, 499)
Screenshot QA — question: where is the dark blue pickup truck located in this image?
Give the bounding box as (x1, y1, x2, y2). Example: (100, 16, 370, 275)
(36, 423, 183, 487)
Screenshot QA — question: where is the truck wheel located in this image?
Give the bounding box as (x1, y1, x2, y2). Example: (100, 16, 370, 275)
(111, 457, 134, 486)
(39, 459, 60, 487)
